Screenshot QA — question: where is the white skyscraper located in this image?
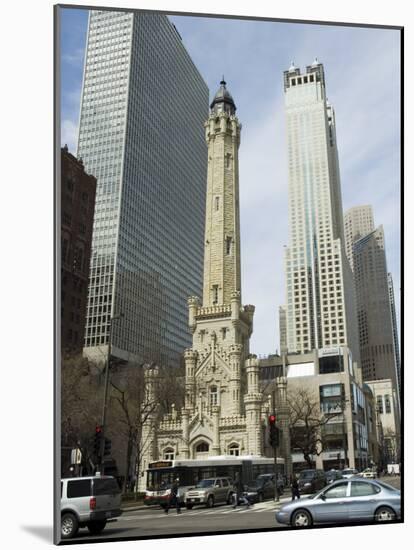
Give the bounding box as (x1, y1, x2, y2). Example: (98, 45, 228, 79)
(283, 60, 359, 360)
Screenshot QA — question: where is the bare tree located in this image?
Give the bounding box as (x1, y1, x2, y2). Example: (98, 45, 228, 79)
(287, 385, 344, 468)
(109, 363, 185, 493)
(61, 353, 103, 475)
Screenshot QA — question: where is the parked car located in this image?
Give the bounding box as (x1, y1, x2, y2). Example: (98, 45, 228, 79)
(245, 474, 284, 502)
(60, 476, 122, 539)
(297, 469, 326, 494)
(275, 478, 400, 527)
(184, 477, 234, 509)
(341, 468, 359, 479)
(359, 468, 377, 479)
(325, 470, 343, 484)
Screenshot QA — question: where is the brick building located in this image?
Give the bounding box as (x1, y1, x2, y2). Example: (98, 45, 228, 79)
(61, 145, 96, 353)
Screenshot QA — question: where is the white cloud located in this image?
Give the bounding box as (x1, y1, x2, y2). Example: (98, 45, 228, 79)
(62, 48, 85, 66)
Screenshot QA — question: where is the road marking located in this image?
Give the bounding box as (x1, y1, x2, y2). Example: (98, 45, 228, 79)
(119, 501, 284, 522)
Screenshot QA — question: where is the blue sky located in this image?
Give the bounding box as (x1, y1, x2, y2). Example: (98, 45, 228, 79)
(60, 7, 401, 356)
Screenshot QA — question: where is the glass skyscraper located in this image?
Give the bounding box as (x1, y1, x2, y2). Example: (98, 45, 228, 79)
(283, 60, 359, 360)
(77, 10, 209, 366)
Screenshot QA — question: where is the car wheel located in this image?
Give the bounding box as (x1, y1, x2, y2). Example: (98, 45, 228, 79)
(375, 506, 396, 522)
(206, 495, 214, 508)
(186, 504, 193, 510)
(291, 509, 312, 527)
(61, 512, 79, 539)
(258, 492, 264, 502)
(227, 492, 234, 505)
(87, 520, 107, 535)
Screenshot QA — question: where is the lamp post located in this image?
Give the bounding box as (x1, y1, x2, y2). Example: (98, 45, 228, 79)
(99, 313, 123, 473)
(342, 397, 350, 469)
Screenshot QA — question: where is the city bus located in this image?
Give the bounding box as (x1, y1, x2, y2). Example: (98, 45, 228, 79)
(144, 455, 285, 507)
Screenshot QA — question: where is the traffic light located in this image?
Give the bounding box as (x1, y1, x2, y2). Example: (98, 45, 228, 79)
(104, 437, 112, 457)
(268, 414, 280, 448)
(94, 425, 103, 459)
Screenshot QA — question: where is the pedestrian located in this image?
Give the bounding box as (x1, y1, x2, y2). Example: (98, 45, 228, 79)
(165, 478, 181, 514)
(232, 474, 250, 509)
(291, 474, 300, 501)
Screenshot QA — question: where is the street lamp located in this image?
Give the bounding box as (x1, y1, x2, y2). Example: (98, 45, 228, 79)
(99, 312, 124, 473)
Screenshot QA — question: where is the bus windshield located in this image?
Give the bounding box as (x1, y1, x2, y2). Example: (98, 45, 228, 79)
(147, 470, 176, 491)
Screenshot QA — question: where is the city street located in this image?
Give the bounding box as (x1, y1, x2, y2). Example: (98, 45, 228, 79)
(67, 498, 291, 541)
(65, 476, 401, 542)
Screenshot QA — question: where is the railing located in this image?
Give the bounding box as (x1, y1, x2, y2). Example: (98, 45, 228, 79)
(196, 305, 232, 317)
(220, 415, 246, 427)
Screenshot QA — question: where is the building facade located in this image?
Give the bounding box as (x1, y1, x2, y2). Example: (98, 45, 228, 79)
(259, 348, 379, 471)
(283, 60, 359, 362)
(388, 273, 401, 404)
(139, 81, 281, 490)
(366, 379, 400, 466)
(61, 146, 97, 353)
(77, 10, 209, 366)
(351, 227, 398, 390)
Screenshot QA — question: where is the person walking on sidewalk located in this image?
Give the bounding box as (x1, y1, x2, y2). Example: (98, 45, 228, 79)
(291, 474, 300, 501)
(165, 478, 181, 514)
(232, 474, 250, 509)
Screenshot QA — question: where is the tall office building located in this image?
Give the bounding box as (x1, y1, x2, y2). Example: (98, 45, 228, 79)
(344, 205, 374, 270)
(388, 273, 401, 402)
(352, 227, 397, 386)
(77, 11, 209, 366)
(283, 60, 359, 360)
(344, 206, 400, 411)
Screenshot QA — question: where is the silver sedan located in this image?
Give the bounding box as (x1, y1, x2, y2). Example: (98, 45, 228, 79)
(275, 478, 400, 527)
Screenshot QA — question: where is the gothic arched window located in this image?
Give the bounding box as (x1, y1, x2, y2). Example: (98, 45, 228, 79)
(163, 448, 175, 460)
(228, 443, 240, 456)
(196, 441, 209, 453)
(210, 386, 218, 406)
(225, 236, 232, 255)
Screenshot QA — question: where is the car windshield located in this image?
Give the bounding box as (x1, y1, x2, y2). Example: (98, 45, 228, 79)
(249, 479, 264, 488)
(196, 479, 215, 488)
(299, 471, 314, 479)
(342, 469, 355, 475)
